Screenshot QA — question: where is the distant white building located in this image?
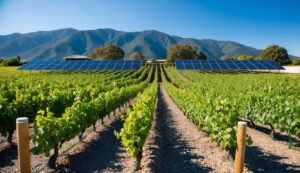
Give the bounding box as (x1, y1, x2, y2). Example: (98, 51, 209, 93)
(64, 55, 90, 60)
(146, 59, 166, 63)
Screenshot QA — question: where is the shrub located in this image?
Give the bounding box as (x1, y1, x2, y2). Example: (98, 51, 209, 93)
(292, 58, 300, 65)
(3, 57, 21, 66)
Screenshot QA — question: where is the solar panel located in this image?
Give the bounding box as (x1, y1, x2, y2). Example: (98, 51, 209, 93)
(202, 63, 211, 70)
(105, 61, 116, 70)
(18, 60, 142, 71)
(175, 60, 285, 71)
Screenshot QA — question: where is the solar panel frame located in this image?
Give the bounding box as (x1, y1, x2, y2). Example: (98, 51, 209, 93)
(18, 60, 140, 71)
(94, 61, 104, 70)
(201, 62, 212, 70)
(264, 60, 285, 70)
(210, 63, 221, 70)
(175, 60, 284, 71)
(114, 61, 125, 70)
(251, 61, 268, 70)
(234, 61, 249, 70)
(123, 61, 133, 70)
(87, 61, 98, 70)
(184, 60, 194, 70)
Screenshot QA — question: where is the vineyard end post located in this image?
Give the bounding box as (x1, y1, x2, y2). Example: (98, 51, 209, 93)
(234, 121, 247, 173)
(16, 117, 31, 173)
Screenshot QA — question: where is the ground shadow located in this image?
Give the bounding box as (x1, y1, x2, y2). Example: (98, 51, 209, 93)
(240, 119, 300, 147)
(253, 125, 300, 147)
(244, 146, 300, 173)
(56, 119, 126, 173)
(0, 143, 17, 168)
(153, 85, 213, 173)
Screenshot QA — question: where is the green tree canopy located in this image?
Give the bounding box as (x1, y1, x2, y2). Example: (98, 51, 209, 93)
(129, 52, 145, 60)
(166, 44, 198, 63)
(16, 55, 21, 62)
(258, 45, 290, 65)
(88, 44, 125, 60)
(292, 58, 300, 65)
(198, 52, 207, 60)
(220, 55, 231, 60)
(2, 56, 22, 66)
(231, 55, 254, 60)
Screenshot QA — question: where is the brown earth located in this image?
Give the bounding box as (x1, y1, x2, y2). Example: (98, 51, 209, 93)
(0, 100, 136, 173)
(140, 84, 233, 173)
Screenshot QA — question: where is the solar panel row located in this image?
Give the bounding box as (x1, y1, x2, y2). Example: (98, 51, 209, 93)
(18, 60, 142, 71)
(175, 60, 285, 70)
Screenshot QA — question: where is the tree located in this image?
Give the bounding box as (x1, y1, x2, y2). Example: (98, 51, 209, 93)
(258, 45, 290, 65)
(88, 44, 125, 60)
(231, 55, 254, 60)
(198, 52, 207, 60)
(220, 55, 231, 60)
(3, 58, 20, 66)
(292, 58, 300, 65)
(16, 55, 21, 63)
(166, 44, 198, 63)
(129, 52, 145, 60)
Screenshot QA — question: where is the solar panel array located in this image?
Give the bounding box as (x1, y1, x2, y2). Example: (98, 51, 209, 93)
(18, 60, 142, 71)
(175, 60, 285, 70)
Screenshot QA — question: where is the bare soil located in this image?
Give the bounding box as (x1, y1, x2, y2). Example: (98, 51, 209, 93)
(244, 128, 300, 173)
(0, 100, 136, 173)
(140, 84, 233, 173)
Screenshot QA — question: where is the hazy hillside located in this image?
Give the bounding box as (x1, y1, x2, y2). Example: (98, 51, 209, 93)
(0, 28, 264, 61)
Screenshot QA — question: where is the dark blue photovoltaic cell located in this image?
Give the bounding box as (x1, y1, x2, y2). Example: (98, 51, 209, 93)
(115, 61, 125, 70)
(193, 63, 202, 70)
(18, 60, 142, 70)
(202, 63, 211, 70)
(243, 63, 257, 69)
(105, 62, 115, 70)
(260, 62, 276, 69)
(234, 61, 248, 70)
(227, 63, 239, 69)
(251, 62, 267, 69)
(210, 63, 221, 70)
(175, 60, 284, 70)
(184, 63, 194, 69)
(266, 61, 284, 70)
(114, 65, 122, 69)
(218, 63, 230, 70)
(97, 64, 106, 70)
(123, 64, 132, 70)
(176, 63, 185, 69)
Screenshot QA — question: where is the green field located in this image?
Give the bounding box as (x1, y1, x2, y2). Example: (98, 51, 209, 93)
(0, 66, 299, 171)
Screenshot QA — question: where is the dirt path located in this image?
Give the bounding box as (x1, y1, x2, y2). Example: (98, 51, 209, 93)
(244, 128, 300, 173)
(141, 84, 233, 173)
(55, 112, 134, 173)
(0, 100, 135, 173)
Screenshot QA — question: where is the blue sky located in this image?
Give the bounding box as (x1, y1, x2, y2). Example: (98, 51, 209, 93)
(0, 0, 299, 56)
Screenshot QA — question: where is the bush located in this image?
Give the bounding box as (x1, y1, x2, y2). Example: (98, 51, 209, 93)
(88, 44, 125, 60)
(259, 45, 290, 65)
(3, 57, 21, 66)
(166, 44, 198, 63)
(292, 58, 300, 65)
(129, 52, 145, 60)
(232, 55, 254, 60)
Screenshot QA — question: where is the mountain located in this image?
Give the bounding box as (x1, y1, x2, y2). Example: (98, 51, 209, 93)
(0, 28, 266, 61)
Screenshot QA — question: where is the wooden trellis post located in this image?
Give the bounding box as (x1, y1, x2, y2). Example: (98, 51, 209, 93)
(234, 121, 247, 173)
(16, 117, 31, 173)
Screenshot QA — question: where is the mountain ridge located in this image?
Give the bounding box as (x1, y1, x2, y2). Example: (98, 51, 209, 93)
(0, 28, 284, 61)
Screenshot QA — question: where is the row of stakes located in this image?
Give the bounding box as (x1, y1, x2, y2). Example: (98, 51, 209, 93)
(16, 117, 247, 173)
